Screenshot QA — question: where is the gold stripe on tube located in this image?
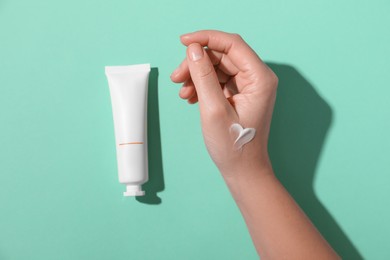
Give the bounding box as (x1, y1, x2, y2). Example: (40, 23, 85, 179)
(119, 142, 144, 146)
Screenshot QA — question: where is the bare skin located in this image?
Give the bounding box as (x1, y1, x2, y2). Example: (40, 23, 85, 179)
(171, 30, 340, 259)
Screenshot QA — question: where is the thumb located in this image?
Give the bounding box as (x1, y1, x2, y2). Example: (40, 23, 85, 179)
(186, 43, 228, 109)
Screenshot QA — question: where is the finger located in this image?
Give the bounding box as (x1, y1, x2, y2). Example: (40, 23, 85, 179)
(181, 30, 267, 72)
(171, 47, 239, 85)
(215, 67, 230, 84)
(172, 53, 235, 86)
(188, 92, 198, 104)
(173, 50, 239, 85)
(179, 79, 196, 100)
(186, 43, 228, 108)
(179, 68, 231, 103)
(206, 49, 239, 76)
(176, 65, 229, 101)
(170, 58, 190, 83)
(225, 77, 239, 95)
(223, 86, 234, 99)
(181, 72, 233, 101)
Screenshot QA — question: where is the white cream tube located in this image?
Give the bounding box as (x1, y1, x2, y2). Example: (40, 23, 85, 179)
(105, 64, 150, 196)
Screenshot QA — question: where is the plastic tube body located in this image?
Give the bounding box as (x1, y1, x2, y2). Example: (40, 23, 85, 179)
(105, 64, 150, 196)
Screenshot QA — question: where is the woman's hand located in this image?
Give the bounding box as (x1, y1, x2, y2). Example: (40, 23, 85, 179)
(171, 30, 339, 259)
(170, 30, 278, 176)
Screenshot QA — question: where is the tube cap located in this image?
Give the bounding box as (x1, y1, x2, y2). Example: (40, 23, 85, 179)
(123, 185, 145, 196)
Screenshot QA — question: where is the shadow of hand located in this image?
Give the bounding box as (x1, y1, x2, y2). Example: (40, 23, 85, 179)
(267, 63, 362, 259)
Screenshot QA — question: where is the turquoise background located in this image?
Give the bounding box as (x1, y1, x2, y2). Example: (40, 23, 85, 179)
(0, 0, 389, 259)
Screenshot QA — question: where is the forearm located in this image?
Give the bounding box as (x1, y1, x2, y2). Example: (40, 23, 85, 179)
(223, 166, 340, 259)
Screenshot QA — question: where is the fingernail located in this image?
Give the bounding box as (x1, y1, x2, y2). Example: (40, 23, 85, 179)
(180, 32, 192, 39)
(189, 44, 203, 61)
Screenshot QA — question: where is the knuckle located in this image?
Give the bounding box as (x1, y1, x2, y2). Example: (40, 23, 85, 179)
(261, 68, 278, 91)
(256, 71, 278, 98)
(269, 71, 279, 89)
(207, 104, 229, 119)
(229, 33, 246, 51)
(231, 33, 243, 42)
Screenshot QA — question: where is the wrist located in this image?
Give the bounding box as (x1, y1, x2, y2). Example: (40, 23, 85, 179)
(222, 162, 275, 203)
(221, 156, 275, 188)
(220, 151, 273, 178)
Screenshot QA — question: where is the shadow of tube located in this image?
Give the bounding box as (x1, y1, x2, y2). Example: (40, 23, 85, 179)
(136, 68, 165, 205)
(267, 63, 363, 259)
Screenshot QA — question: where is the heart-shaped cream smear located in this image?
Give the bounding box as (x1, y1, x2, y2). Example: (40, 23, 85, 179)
(230, 123, 256, 150)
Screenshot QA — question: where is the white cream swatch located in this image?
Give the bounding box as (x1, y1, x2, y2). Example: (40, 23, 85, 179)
(230, 123, 256, 150)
